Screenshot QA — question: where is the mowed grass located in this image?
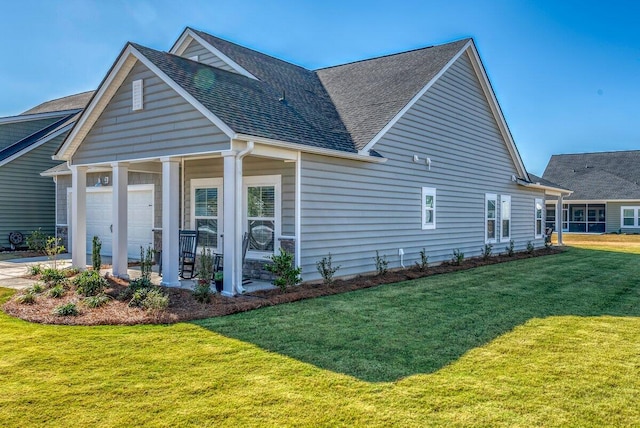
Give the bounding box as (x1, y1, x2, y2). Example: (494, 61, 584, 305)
(555, 233, 640, 253)
(1, 247, 640, 426)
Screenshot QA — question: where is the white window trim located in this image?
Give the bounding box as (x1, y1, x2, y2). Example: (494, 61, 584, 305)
(421, 187, 436, 230)
(485, 193, 497, 244)
(535, 198, 544, 239)
(620, 206, 640, 228)
(243, 175, 281, 259)
(190, 178, 223, 253)
(132, 79, 143, 111)
(500, 194, 511, 243)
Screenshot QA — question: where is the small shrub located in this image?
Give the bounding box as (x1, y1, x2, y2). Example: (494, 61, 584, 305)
(44, 236, 65, 269)
(84, 294, 110, 308)
(128, 288, 150, 307)
(26, 228, 46, 253)
(451, 249, 464, 265)
(197, 247, 215, 283)
(481, 244, 493, 261)
(265, 249, 302, 293)
(316, 253, 341, 285)
(28, 283, 45, 294)
(118, 276, 153, 301)
(74, 270, 107, 297)
(373, 251, 388, 276)
(28, 264, 42, 276)
(41, 268, 66, 284)
(526, 241, 535, 254)
(141, 289, 169, 311)
(48, 284, 66, 298)
(16, 291, 36, 305)
(415, 248, 429, 271)
(139, 246, 154, 281)
(193, 281, 212, 303)
(92, 236, 102, 271)
(505, 240, 515, 257)
(65, 267, 81, 276)
(53, 302, 79, 316)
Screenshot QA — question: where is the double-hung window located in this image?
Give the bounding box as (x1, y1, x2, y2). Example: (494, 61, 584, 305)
(486, 193, 497, 243)
(500, 195, 511, 242)
(244, 175, 281, 258)
(535, 198, 544, 238)
(621, 206, 640, 228)
(191, 178, 223, 252)
(422, 187, 436, 230)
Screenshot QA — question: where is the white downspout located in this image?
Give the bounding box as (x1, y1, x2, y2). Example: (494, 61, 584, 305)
(234, 141, 254, 294)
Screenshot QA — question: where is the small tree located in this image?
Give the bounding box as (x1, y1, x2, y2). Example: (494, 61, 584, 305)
(316, 253, 340, 285)
(92, 236, 102, 271)
(415, 248, 429, 271)
(266, 249, 302, 293)
(44, 236, 65, 270)
(139, 246, 154, 282)
(373, 251, 388, 276)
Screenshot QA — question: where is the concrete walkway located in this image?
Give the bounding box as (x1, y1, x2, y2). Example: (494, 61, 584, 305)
(0, 254, 72, 290)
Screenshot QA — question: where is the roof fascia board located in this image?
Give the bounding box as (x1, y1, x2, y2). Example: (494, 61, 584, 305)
(516, 178, 572, 196)
(169, 28, 258, 80)
(56, 44, 236, 161)
(234, 133, 387, 163)
(0, 109, 80, 125)
(466, 42, 528, 178)
(0, 122, 73, 167)
(359, 40, 472, 155)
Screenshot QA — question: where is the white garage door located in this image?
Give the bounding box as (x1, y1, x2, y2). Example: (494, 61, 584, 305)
(71, 185, 154, 259)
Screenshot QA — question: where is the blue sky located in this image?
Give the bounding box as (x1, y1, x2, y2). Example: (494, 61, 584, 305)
(1, 0, 638, 175)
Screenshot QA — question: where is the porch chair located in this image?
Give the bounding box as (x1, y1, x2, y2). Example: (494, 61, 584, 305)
(179, 229, 198, 279)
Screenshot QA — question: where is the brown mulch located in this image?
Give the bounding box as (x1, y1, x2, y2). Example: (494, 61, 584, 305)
(2, 247, 563, 326)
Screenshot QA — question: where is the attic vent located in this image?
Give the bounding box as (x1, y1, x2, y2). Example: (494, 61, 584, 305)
(132, 79, 143, 111)
(189, 55, 199, 61)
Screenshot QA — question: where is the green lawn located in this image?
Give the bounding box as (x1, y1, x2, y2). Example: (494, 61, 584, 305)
(1, 247, 640, 426)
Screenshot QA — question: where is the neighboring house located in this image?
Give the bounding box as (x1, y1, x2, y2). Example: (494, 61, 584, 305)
(0, 91, 93, 250)
(543, 151, 640, 233)
(47, 27, 568, 295)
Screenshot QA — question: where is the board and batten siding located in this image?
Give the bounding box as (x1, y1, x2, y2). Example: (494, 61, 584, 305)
(181, 40, 237, 72)
(0, 116, 63, 150)
(0, 135, 66, 247)
(299, 52, 546, 280)
(183, 157, 296, 239)
(72, 61, 230, 165)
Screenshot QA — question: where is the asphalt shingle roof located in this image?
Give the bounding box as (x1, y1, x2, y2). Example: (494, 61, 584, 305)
(22, 91, 94, 115)
(542, 151, 640, 200)
(0, 113, 76, 162)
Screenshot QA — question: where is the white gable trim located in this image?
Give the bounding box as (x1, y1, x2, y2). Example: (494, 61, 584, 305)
(55, 44, 236, 162)
(0, 122, 73, 167)
(360, 40, 529, 179)
(170, 28, 258, 80)
(359, 40, 472, 156)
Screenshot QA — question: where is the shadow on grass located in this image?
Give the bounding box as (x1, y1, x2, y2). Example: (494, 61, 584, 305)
(194, 247, 640, 382)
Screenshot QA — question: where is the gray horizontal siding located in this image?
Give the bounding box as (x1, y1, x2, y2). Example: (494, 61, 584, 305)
(183, 156, 295, 238)
(607, 201, 640, 233)
(299, 52, 546, 281)
(182, 40, 236, 72)
(0, 117, 61, 150)
(72, 61, 230, 164)
(0, 135, 66, 248)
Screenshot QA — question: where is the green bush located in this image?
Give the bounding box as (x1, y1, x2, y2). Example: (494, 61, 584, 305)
(481, 244, 493, 261)
(193, 281, 212, 303)
(505, 240, 515, 257)
(92, 236, 102, 271)
(26, 228, 46, 253)
(53, 302, 79, 316)
(84, 294, 110, 308)
(373, 251, 388, 276)
(415, 248, 429, 271)
(526, 241, 535, 254)
(28, 264, 42, 276)
(16, 291, 36, 305)
(41, 268, 66, 285)
(28, 283, 45, 294)
(48, 284, 66, 298)
(451, 249, 464, 265)
(265, 249, 302, 293)
(316, 253, 341, 285)
(74, 270, 107, 297)
(141, 289, 169, 311)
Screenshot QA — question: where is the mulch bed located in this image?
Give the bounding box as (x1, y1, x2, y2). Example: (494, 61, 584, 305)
(2, 247, 563, 326)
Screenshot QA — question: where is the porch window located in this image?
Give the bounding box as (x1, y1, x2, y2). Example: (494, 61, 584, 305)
(535, 198, 544, 238)
(421, 187, 436, 230)
(621, 206, 640, 228)
(191, 178, 222, 251)
(244, 175, 281, 257)
(500, 195, 511, 242)
(486, 193, 497, 243)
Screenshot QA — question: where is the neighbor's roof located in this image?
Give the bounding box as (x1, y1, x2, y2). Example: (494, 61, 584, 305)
(316, 39, 470, 150)
(543, 151, 640, 200)
(22, 90, 94, 115)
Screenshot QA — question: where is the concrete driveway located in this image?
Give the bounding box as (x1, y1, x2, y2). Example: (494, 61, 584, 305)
(0, 254, 72, 290)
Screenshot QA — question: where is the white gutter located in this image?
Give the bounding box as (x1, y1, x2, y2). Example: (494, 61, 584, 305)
(234, 141, 254, 295)
(516, 178, 572, 197)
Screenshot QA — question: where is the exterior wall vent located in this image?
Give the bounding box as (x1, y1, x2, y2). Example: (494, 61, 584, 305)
(132, 79, 143, 111)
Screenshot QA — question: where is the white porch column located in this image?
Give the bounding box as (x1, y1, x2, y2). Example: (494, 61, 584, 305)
(161, 158, 180, 286)
(111, 162, 129, 278)
(70, 165, 87, 269)
(556, 195, 564, 246)
(222, 152, 237, 296)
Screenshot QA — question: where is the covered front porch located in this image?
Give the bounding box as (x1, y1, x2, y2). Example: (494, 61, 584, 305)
(68, 140, 300, 296)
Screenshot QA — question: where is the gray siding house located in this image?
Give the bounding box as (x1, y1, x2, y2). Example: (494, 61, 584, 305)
(0, 92, 92, 249)
(50, 27, 566, 295)
(543, 151, 640, 233)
